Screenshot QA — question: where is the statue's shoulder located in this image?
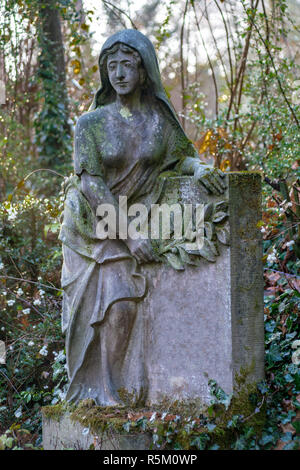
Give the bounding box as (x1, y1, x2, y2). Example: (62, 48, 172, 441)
(76, 106, 109, 129)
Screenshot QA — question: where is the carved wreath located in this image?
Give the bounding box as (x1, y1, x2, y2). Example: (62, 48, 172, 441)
(151, 200, 230, 270)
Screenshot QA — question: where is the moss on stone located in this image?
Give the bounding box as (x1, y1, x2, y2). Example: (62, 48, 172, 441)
(42, 402, 70, 422)
(43, 372, 266, 450)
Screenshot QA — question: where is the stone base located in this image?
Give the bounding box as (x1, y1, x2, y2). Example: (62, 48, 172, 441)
(42, 413, 151, 450)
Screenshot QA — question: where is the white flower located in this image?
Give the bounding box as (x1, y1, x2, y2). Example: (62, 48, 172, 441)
(260, 227, 266, 234)
(58, 390, 66, 400)
(32, 325, 36, 329)
(286, 240, 295, 248)
(292, 340, 300, 349)
(39, 345, 48, 356)
(286, 202, 293, 208)
(14, 407, 22, 418)
(1, 327, 5, 331)
(33, 299, 41, 306)
(16, 288, 24, 296)
(22, 308, 30, 315)
(2, 291, 7, 296)
(6, 205, 18, 222)
(55, 350, 66, 362)
(0, 262, 4, 270)
(267, 249, 277, 263)
(292, 349, 300, 365)
(39, 289, 45, 297)
(7, 299, 15, 306)
(28, 341, 34, 347)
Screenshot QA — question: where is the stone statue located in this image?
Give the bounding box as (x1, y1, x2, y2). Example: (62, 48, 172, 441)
(59, 29, 226, 406)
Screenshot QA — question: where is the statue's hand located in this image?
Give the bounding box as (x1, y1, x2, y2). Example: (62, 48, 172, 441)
(126, 238, 156, 264)
(194, 163, 227, 195)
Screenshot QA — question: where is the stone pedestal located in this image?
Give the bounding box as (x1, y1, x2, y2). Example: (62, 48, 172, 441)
(42, 413, 151, 450)
(142, 173, 264, 404)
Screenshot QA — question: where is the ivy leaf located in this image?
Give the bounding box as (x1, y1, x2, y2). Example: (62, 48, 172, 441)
(292, 421, 300, 433)
(283, 440, 297, 450)
(123, 421, 131, 432)
(259, 433, 275, 446)
(266, 343, 283, 364)
(281, 432, 293, 442)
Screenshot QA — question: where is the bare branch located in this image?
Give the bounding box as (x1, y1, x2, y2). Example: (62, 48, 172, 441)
(192, 2, 219, 118)
(102, 0, 138, 30)
(180, 0, 189, 130)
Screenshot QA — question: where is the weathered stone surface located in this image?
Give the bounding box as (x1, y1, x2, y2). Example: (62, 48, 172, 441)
(142, 173, 264, 404)
(42, 413, 151, 450)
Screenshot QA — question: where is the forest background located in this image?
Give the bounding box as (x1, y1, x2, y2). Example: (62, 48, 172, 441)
(0, 0, 299, 450)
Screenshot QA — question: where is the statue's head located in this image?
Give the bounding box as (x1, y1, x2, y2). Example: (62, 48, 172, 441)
(100, 43, 147, 98)
(90, 29, 184, 134)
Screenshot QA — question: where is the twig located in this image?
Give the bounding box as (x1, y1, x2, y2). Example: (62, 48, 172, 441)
(213, 0, 234, 93)
(192, 2, 219, 117)
(204, 0, 231, 92)
(242, 396, 265, 423)
(180, 0, 189, 131)
(226, 0, 259, 121)
(0, 275, 61, 292)
(101, 0, 138, 30)
(264, 268, 300, 280)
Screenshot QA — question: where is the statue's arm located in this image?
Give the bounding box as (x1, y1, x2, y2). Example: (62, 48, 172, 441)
(162, 119, 225, 194)
(81, 171, 155, 262)
(80, 170, 118, 215)
(174, 141, 226, 196)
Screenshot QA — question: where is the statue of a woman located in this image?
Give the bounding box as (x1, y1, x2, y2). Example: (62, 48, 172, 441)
(59, 29, 225, 406)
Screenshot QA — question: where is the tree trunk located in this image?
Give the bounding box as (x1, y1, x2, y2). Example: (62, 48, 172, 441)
(35, 0, 71, 184)
(38, 0, 67, 88)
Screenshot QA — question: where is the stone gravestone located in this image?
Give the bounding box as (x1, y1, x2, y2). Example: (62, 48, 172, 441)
(142, 173, 264, 405)
(43, 172, 264, 450)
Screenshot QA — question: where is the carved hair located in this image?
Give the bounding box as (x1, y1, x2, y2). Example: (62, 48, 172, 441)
(100, 43, 142, 69)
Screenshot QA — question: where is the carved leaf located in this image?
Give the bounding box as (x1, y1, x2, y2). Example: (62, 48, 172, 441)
(214, 201, 228, 213)
(162, 252, 185, 271)
(204, 222, 214, 240)
(216, 227, 230, 245)
(178, 246, 200, 266)
(184, 238, 218, 262)
(204, 203, 214, 221)
(212, 211, 228, 223)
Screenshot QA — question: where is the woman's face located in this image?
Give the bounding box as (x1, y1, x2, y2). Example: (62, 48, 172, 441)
(107, 49, 143, 96)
